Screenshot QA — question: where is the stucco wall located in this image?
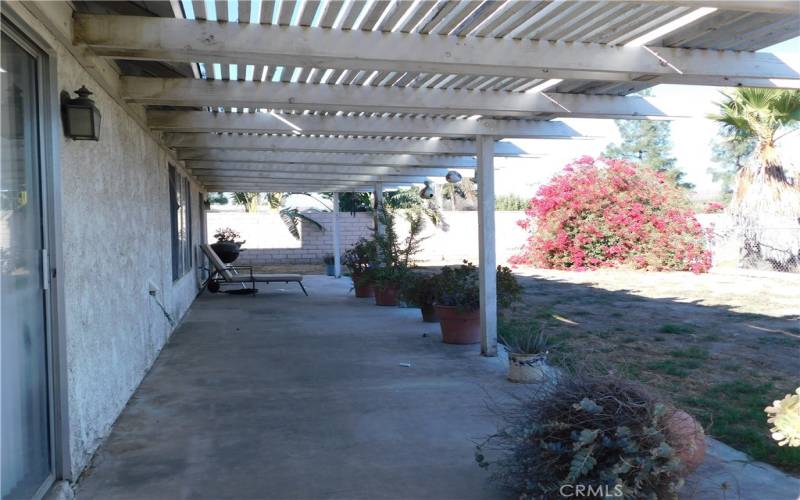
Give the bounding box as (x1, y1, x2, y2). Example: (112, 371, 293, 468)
(7, 4, 204, 480)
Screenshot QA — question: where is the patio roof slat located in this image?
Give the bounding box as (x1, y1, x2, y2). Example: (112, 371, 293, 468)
(147, 109, 582, 139)
(177, 149, 478, 167)
(189, 163, 459, 176)
(75, 14, 800, 89)
(259, 0, 276, 24)
(299, 0, 322, 26)
(121, 76, 700, 118)
(372, 0, 405, 32)
(359, 0, 391, 31)
(278, 0, 297, 25)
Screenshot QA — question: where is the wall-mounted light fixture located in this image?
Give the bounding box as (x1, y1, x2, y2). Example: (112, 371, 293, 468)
(61, 86, 101, 140)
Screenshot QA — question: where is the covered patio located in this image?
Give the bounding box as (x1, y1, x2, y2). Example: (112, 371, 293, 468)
(76, 276, 514, 500)
(75, 277, 800, 499)
(2, 1, 799, 499)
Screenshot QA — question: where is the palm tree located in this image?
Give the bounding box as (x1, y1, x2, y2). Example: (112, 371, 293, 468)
(709, 88, 800, 270)
(232, 192, 261, 212)
(440, 177, 477, 211)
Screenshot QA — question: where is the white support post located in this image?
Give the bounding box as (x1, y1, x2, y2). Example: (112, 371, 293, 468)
(332, 194, 342, 278)
(373, 182, 385, 235)
(477, 136, 497, 357)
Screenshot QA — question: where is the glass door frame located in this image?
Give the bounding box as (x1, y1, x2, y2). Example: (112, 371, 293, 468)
(2, 9, 70, 495)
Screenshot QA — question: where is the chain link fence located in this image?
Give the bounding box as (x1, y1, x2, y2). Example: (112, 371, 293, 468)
(707, 220, 800, 273)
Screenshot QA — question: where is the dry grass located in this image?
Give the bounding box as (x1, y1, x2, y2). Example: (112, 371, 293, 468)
(508, 268, 800, 473)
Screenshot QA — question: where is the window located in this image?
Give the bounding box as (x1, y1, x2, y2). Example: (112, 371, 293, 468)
(169, 165, 192, 280)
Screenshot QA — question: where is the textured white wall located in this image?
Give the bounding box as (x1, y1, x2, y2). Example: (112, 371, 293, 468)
(9, 5, 203, 480)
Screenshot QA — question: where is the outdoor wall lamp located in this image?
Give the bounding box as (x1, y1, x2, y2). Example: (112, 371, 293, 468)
(61, 86, 101, 141)
(419, 181, 435, 199)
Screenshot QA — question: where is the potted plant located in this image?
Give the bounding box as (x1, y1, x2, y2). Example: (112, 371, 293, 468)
(323, 255, 336, 276)
(343, 238, 377, 298)
(370, 265, 411, 306)
(433, 262, 522, 344)
(211, 227, 245, 264)
(368, 206, 429, 307)
(499, 320, 549, 383)
(401, 272, 440, 322)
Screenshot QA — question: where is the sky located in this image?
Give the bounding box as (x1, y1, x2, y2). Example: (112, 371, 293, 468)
(495, 36, 800, 200)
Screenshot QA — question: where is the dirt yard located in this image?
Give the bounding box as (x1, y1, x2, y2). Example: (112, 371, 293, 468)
(509, 268, 800, 473)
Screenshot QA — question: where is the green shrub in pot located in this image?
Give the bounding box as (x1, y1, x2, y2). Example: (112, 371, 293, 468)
(368, 265, 412, 306)
(432, 261, 522, 344)
(367, 206, 428, 306)
(401, 272, 440, 322)
(343, 238, 378, 297)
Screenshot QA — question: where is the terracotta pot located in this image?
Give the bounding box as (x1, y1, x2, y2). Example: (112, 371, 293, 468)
(507, 352, 548, 383)
(352, 274, 374, 298)
(420, 303, 439, 323)
(665, 409, 706, 474)
(435, 304, 480, 344)
(374, 285, 400, 306)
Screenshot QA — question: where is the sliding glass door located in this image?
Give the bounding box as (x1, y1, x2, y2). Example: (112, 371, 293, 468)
(1, 27, 54, 500)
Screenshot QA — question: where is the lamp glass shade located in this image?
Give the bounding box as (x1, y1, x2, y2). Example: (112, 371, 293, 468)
(66, 107, 94, 138)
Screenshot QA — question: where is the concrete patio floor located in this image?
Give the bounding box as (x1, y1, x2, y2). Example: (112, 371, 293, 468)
(76, 276, 516, 500)
(76, 276, 799, 500)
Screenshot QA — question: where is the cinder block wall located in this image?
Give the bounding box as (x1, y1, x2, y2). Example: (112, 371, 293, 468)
(207, 210, 529, 266)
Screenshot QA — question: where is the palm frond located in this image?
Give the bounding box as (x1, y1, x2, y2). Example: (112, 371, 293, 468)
(279, 208, 325, 240)
(709, 88, 800, 146)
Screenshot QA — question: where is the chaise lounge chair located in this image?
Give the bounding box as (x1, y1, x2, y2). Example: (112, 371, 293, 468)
(201, 244, 308, 296)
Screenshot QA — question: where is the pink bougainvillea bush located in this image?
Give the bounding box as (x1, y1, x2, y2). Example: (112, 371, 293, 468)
(510, 156, 712, 273)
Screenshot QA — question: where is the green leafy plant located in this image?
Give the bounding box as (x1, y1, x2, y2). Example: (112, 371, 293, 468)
(367, 265, 412, 291)
(433, 261, 522, 311)
(476, 374, 689, 499)
(401, 272, 440, 308)
(363, 205, 431, 290)
(342, 238, 378, 275)
(495, 194, 529, 211)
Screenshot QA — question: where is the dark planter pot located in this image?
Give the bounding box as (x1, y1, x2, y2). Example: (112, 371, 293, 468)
(211, 241, 240, 264)
(351, 274, 374, 298)
(434, 304, 481, 344)
(420, 302, 439, 323)
(374, 285, 400, 306)
(325, 263, 335, 276)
